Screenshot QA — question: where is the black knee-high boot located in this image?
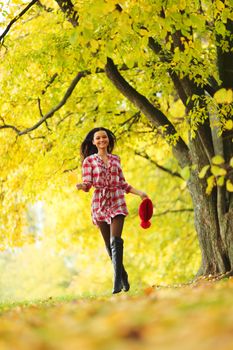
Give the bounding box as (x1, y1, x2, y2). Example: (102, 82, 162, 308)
(111, 236, 123, 294)
(110, 237, 130, 294)
(106, 242, 130, 292)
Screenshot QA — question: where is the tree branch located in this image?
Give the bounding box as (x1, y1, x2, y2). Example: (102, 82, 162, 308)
(105, 57, 191, 168)
(204, 83, 218, 97)
(0, 0, 39, 44)
(135, 150, 183, 179)
(149, 33, 215, 167)
(0, 123, 20, 133)
(0, 64, 142, 137)
(153, 208, 193, 217)
(166, 29, 217, 166)
(41, 73, 58, 95)
(0, 71, 87, 136)
(148, 37, 188, 106)
(37, 1, 53, 12)
(18, 71, 87, 135)
(54, 0, 79, 27)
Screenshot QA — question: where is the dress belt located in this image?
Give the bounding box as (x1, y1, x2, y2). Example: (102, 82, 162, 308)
(95, 186, 121, 209)
(95, 186, 121, 190)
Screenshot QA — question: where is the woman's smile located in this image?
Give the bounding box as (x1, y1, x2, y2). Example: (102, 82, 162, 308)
(93, 130, 109, 150)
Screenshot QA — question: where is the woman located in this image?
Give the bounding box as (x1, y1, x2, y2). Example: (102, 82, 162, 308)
(76, 127, 148, 294)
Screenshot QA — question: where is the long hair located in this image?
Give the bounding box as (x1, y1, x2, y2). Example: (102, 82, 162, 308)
(80, 127, 116, 160)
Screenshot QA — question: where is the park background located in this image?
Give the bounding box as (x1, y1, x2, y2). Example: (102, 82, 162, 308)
(0, 1, 233, 349)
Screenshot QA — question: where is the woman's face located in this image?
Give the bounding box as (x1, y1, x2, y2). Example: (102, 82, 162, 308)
(92, 130, 109, 151)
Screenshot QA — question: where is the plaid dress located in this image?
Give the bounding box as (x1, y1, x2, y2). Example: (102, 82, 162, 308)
(82, 153, 131, 225)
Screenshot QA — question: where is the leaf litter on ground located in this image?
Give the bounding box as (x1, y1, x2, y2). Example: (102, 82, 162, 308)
(0, 278, 233, 350)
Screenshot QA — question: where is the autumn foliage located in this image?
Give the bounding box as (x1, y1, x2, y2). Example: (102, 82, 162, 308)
(0, 0, 233, 300)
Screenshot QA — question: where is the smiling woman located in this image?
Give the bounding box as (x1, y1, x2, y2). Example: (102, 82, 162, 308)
(76, 127, 148, 294)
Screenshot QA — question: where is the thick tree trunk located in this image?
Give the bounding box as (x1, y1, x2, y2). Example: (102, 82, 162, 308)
(186, 129, 233, 275)
(191, 188, 233, 276)
(186, 133, 230, 275)
(188, 170, 231, 275)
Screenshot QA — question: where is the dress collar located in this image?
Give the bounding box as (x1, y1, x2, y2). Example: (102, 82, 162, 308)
(95, 153, 112, 167)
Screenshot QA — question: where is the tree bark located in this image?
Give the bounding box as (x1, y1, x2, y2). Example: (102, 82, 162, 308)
(187, 167, 231, 275)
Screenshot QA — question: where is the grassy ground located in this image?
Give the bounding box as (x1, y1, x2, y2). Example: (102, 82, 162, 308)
(0, 278, 233, 350)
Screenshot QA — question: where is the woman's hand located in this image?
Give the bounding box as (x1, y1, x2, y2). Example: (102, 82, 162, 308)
(76, 183, 83, 190)
(140, 191, 148, 200)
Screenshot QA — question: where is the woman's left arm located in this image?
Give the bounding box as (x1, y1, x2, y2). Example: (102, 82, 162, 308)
(128, 186, 148, 200)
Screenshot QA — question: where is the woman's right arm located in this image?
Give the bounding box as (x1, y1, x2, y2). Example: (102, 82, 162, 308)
(76, 158, 93, 192)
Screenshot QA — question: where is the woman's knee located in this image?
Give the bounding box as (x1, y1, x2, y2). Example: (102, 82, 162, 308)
(111, 215, 125, 237)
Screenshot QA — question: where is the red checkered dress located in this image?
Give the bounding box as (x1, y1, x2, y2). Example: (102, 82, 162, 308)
(82, 153, 132, 225)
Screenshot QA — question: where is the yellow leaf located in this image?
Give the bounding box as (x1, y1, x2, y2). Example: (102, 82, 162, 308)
(214, 88, 233, 104)
(230, 157, 233, 168)
(216, 0, 225, 11)
(214, 88, 226, 103)
(199, 165, 210, 179)
(217, 176, 225, 186)
(206, 175, 216, 195)
(139, 29, 149, 37)
(180, 166, 190, 180)
(226, 89, 233, 103)
(211, 165, 227, 176)
(226, 180, 233, 192)
(179, 0, 187, 10)
(225, 120, 233, 130)
(90, 40, 99, 52)
(212, 155, 224, 165)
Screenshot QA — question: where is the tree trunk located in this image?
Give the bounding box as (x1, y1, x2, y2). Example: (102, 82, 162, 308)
(188, 170, 231, 275)
(184, 128, 232, 275)
(224, 209, 233, 266)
